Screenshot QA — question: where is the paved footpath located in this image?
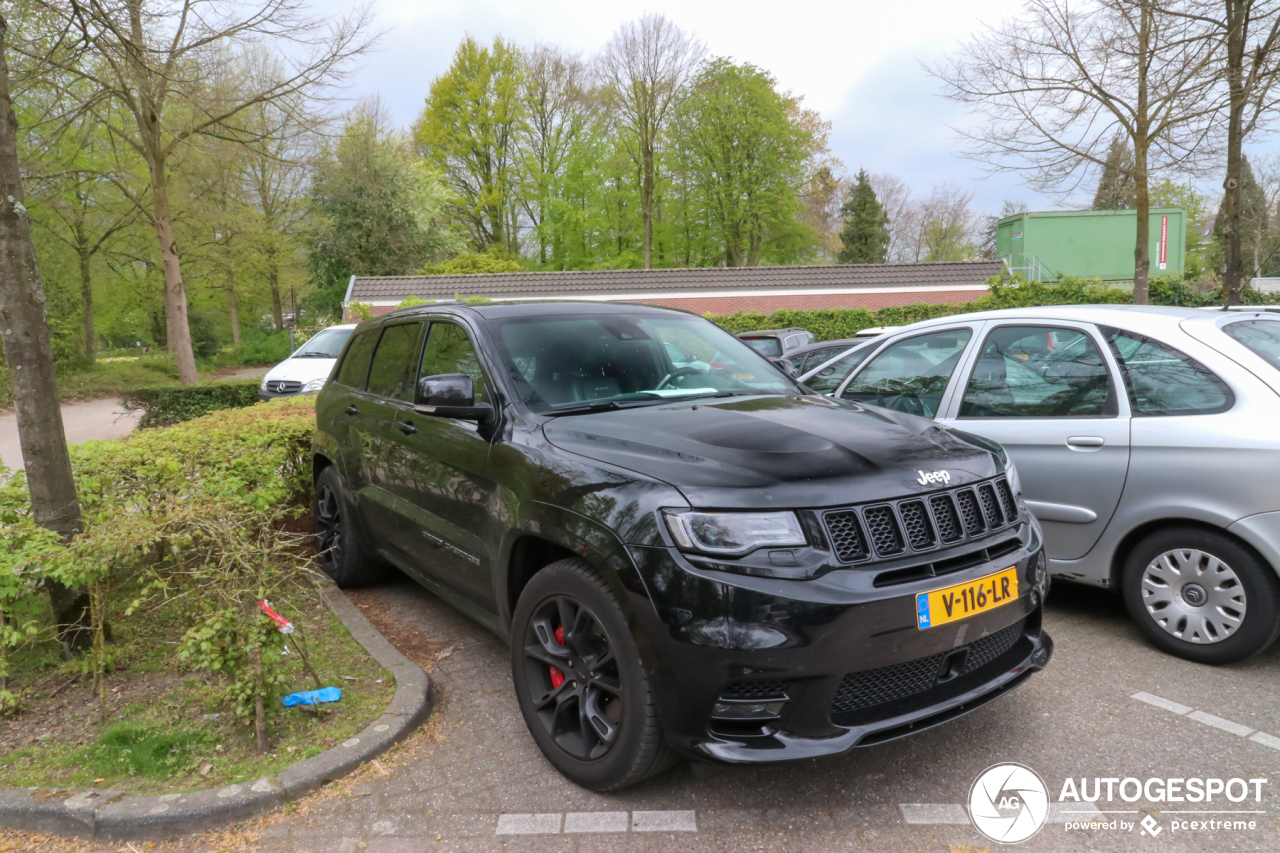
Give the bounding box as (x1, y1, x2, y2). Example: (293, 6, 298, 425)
(228, 578, 1280, 853)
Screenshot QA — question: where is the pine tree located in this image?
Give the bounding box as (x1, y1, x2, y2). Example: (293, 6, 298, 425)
(1092, 136, 1136, 210)
(838, 170, 889, 264)
(1213, 156, 1270, 277)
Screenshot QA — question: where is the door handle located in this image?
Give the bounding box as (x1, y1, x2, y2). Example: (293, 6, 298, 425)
(344, 405, 359, 416)
(398, 420, 418, 435)
(1066, 436, 1105, 448)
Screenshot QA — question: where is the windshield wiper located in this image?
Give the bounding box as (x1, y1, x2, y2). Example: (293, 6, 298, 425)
(545, 401, 624, 416)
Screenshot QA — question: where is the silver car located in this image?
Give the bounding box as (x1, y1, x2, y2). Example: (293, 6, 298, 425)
(800, 305, 1280, 664)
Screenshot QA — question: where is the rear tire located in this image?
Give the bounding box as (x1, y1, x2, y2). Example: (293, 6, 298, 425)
(1122, 528, 1280, 664)
(313, 466, 389, 588)
(510, 558, 676, 791)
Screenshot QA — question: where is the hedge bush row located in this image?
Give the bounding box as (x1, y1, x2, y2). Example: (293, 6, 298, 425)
(708, 276, 1280, 341)
(120, 379, 262, 428)
(0, 397, 317, 731)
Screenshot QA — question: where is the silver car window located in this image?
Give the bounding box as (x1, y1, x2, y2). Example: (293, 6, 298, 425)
(1101, 327, 1233, 416)
(959, 326, 1116, 418)
(840, 329, 973, 418)
(1223, 319, 1280, 373)
(805, 346, 875, 394)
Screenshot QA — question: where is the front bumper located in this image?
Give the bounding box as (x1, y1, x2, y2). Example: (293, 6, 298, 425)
(258, 388, 304, 401)
(623, 521, 1052, 764)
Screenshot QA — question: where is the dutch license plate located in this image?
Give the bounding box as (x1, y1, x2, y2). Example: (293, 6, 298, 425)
(916, 567, 1019, 630)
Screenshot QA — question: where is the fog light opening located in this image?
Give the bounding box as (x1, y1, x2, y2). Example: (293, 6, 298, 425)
(711, 700, 785, 721)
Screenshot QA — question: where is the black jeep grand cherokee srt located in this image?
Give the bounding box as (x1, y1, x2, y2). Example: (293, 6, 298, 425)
(312, 301, 1052, 791)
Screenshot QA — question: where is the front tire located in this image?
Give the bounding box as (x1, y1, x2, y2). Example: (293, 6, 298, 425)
(1122, 528, 1280, 664)
(313, 466, 389, 588)
(510, 559, 674, 791)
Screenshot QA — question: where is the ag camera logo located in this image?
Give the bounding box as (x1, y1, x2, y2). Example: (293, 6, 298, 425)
(969, 763, 1050, 844)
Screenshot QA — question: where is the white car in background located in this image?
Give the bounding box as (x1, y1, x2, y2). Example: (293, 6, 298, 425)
(259, 324, 356, 400)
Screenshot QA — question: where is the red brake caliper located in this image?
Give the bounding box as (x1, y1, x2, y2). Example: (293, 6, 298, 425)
(549, 626, 566, 688)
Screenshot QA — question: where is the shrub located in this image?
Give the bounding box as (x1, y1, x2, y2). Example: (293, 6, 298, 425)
(120, 380, 263, 429)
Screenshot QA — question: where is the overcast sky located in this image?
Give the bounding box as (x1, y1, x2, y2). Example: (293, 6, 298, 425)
(310, 0, 1254, 215)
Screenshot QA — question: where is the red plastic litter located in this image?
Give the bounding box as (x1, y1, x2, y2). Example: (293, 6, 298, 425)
(549, 626, 566, 688)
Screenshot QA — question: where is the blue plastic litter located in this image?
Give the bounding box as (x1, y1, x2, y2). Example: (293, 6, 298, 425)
(281, 686, 343, 707)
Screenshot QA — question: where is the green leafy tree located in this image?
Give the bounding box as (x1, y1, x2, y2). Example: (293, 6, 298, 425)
(307, 106, 460, 315)
(1213, 157, 1271, 278)
(670, 59, 815, 266)
(415, 36, 526, 253)
(1092, 136, 1136, 210)
(837, 170, 889, 264)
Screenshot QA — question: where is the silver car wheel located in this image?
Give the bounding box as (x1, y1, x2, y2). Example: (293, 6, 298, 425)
(1140, 548, 1247, 644)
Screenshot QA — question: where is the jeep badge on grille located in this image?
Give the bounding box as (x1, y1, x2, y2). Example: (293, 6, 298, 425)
(916, 470, 952, 486)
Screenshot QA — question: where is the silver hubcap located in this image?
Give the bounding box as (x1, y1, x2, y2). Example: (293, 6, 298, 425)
(1141, 549, 1247, 644)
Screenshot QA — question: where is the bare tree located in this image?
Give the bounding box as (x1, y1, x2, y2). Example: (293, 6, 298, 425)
(935, 0, 1222, 303)
(0, 12, 91, 651)
(1167, 2, 1280, 302)
(15, 0, 374, 384)
(597, 14, 704, 269)
(869, 172, 913, 263)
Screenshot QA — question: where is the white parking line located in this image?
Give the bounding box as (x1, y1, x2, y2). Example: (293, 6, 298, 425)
(1188, 710, 1255, 738)
(632, 810, 698, 832)
(496, 810, 697, 835)
(1250, 732, 1280, 751)
(900, 804, 970, 824)
(1131, 691, 1193, 715)
(495, 813, 563, 835)
(1131, 692, 1278, 747)
(564, 811, 629, 833)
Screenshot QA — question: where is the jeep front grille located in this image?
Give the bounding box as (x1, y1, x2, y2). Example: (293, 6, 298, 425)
(820, 476, 1020, 564)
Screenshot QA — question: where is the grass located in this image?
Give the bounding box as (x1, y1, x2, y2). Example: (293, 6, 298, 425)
(0, 581, 391, 794)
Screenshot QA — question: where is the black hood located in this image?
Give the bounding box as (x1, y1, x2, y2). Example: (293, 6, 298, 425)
(542, 395, 998, 510)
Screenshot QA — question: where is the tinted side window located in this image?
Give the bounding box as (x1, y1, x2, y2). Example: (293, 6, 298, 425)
(806, 346, 874, 393)
(420, 322, 487, 402)
(366, 323, 425, 401)
(840, 329, 972, 417)
(334, 330, 378, 388)
(1101, 327, 1233, 415)
(960, 326, 1115, 418)
(1224, 319, 1280, 372)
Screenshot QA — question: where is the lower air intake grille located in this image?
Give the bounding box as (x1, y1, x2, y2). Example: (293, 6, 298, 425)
(720, 681, 789, 701)
(823, 510, 868, 562)
(830, 618, 1028, 716)
(964, 618, 1027, 673)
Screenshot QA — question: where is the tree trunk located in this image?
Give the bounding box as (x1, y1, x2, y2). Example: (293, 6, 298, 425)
(1222, 1, 1248, 306)
(641, 144, 654, 269)
(1132, 1, 1153, 306)
(148, 156, 199, 384)
(267, 245, 283, 331)
(228, 286, 241, 350)
(78, 247, 94, 359)
(0, 15, 91, 652)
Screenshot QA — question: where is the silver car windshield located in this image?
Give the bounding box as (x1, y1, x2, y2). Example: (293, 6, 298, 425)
(1224, 319, 1280, 373)
(293, 328, 352, 359)
(487, 314, 798, 413)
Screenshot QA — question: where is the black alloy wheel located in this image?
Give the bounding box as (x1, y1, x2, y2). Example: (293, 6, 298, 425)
(522, 595, 624, 760)
(510, 559, 675, 791)
(312, 466, 389, 588)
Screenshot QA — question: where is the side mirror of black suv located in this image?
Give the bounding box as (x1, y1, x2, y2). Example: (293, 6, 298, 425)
(414, 373, 493, 422)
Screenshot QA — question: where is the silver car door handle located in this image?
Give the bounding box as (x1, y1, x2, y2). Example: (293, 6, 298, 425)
(1066, 436, 1105, 448)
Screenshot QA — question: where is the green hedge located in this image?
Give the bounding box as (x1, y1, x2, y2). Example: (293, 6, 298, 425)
(708, 276, 1279, 341)
(120, 379, 263, 429)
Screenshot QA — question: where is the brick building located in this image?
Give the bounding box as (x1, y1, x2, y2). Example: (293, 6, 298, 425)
(342, 260, 1002, 321)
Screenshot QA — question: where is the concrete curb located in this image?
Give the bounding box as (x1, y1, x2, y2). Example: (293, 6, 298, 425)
(0, 582, 432, 841)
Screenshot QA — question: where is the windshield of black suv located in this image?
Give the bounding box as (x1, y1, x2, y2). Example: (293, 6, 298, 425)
(740, 336, 782, 358)
(487, 313, 799, 413)
(1224, 319, 1280, 373)
(292, 328, 352, 359)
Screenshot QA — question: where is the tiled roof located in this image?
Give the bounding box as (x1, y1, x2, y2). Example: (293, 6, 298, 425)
(347, 261, 1003, 302)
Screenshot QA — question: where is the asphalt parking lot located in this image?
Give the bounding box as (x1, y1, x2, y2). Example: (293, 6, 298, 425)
(248, 574, 1280, 853)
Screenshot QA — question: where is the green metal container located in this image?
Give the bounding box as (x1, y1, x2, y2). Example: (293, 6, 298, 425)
(996, 208, 1186, 281)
